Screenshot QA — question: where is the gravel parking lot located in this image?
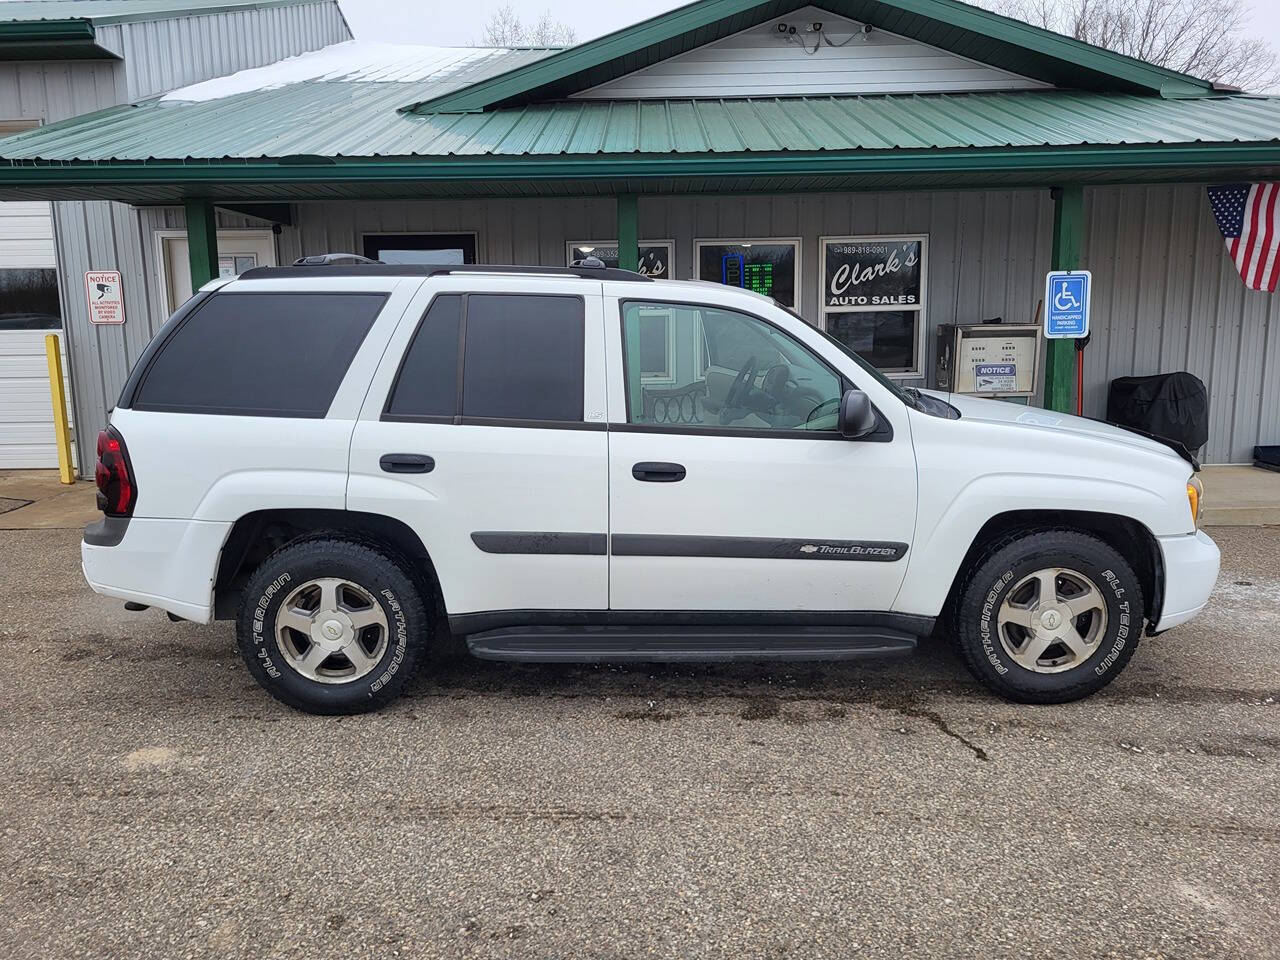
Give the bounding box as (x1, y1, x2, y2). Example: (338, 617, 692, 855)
(2, 526, 1278, 959)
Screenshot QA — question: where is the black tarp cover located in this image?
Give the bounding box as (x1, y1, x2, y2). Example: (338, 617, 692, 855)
(1106, 372, 1209, 452)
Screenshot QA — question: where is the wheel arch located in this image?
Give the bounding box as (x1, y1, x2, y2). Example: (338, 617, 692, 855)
(213, 508, 446, 623)
(942, 510, 1162, 627)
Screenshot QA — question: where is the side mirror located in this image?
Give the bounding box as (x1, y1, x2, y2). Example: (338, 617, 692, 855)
(839, 388, 878, 439)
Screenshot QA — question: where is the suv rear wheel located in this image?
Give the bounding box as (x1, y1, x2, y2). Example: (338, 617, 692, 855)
(954, 530, 1143, 704)
(236, 537, 428, 714)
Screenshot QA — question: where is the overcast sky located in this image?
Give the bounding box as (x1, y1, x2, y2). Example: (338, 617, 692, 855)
(338, 0, 1280, 50)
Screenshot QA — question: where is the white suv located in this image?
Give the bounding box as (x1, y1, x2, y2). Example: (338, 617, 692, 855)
(82, 262, 1220, 714)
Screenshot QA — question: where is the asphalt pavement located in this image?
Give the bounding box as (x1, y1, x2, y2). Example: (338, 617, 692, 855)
(1, 526, 1278, 959)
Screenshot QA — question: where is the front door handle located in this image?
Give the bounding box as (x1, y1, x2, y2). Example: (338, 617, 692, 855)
(380, 453, 435, 474)
(632, 461, 686, 483)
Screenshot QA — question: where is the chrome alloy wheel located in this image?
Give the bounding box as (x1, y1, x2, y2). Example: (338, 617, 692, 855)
(996, 567, 1109, 674)
(274, 578, 389, 684)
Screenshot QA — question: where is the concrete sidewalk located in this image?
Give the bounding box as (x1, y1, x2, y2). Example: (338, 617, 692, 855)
(1201, 465, 1280, 526)
(0, 470, 98, 531)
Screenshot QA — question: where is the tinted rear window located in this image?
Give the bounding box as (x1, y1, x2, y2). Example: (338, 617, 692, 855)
(384, 294, 461, 420)
(461, 294, 584, 423)
(133, 292, 386, 417)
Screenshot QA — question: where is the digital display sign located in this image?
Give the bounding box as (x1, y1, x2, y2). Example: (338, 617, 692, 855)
(696, 241, 798, 307)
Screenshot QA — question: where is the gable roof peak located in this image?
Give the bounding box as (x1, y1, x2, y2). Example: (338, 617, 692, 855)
(402, 0, 1214, 115)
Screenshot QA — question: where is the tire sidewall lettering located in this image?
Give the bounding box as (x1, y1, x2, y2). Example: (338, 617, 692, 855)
(370, 588, 409, 694)
(979, 569, 1014, 675)
(251, 572, 291, 680)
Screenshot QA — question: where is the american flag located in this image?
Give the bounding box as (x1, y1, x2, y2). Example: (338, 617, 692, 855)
(1207, 183, 1280, 293)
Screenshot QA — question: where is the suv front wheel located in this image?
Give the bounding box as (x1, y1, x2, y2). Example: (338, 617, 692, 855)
(954, 530, 1144, 704)
(236, 537, 428, 714)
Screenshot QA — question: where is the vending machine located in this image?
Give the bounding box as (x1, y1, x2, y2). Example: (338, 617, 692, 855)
(934, 323, 1042, 401)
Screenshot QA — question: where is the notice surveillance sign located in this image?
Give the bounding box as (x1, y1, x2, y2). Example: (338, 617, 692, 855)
(85, 271, 125, 325)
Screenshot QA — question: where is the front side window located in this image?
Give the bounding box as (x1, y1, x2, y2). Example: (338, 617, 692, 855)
(134, 292, 386, 417)
(622, 301, 842, 431)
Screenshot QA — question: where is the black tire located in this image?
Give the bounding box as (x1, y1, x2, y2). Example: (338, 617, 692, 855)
(954, 529, 1144, 704)
(236, 537, 429, 714)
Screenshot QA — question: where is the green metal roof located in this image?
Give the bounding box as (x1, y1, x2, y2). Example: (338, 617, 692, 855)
(0, 0, 326, 25)
(404, 0, 1216, 113)
(2, 90, 1275, 162)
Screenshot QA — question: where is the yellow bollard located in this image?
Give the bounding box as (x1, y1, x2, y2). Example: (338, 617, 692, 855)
(44, 333, 75, 484)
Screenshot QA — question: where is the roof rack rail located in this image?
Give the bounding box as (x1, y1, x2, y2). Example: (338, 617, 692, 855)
(238, 261, 654, 282)
(293, 253, 381, 266)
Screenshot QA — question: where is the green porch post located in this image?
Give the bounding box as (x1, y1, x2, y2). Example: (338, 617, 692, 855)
(185, 199, 219, 291)
(617, 193, 639, 271)
(1044, 185, 1084, 413)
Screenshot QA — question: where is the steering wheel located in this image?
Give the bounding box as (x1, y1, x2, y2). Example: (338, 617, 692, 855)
(723, 356, 758, 414)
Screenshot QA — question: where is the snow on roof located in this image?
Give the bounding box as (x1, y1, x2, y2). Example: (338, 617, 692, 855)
(160, 40, 542, 103)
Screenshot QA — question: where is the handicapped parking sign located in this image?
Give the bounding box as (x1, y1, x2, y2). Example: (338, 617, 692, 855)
(1044, 270, 1091, 339)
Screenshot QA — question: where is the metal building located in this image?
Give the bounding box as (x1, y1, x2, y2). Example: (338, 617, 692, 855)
(0, 0, 349, 467)
(1, 0, 1278, 471)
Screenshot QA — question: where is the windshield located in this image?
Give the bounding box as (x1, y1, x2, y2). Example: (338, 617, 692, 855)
(774, 302, 919, 409)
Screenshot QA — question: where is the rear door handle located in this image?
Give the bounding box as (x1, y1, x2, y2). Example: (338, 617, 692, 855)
(380, 453, 435, 474)
(632, 461, 686, 483)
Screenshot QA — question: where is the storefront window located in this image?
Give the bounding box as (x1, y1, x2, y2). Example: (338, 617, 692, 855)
(821, 236, 927, 377)
(567, 241, 673, 278)
(695, 240, 799, 308)
(363, 233, 477, 265)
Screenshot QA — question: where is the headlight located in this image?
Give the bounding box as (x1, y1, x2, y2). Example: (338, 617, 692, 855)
(1187, 476, 1203, 529)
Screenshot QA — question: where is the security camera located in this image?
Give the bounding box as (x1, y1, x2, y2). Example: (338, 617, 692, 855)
(776, 22, 789, 32)
(861, 23, 874, 35)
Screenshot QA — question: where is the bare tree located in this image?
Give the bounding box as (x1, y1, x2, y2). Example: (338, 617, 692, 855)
(479, 4, 576, 47)
(978, 0, 1278, 91)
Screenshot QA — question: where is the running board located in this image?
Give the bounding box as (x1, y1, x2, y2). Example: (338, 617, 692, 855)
(465, 626, 918, 663)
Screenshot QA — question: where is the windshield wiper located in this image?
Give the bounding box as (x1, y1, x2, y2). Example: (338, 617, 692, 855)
(901, 386, 926, 410)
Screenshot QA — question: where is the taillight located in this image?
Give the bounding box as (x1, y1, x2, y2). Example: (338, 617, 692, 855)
(95, 426, 136, 517)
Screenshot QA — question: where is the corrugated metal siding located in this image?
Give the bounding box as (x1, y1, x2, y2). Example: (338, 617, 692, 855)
(284, 189, 1054, 390)
(575, 5, 1047, 99)
(57, 185, 1275, 473)
(0, 60, 125, 123)
(1082, 183, 1278, 463)
(55, 201, 277, 474)
(115, 0, 350, 100)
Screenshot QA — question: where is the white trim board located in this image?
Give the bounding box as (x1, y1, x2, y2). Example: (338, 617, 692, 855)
(573, 6, 1050, 99)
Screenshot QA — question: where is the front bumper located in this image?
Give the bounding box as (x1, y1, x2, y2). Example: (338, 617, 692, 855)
(81, 516, 232, 624)
(1154, 529, 1220, 632)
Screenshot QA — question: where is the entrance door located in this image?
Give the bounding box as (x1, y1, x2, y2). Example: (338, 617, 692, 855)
(159, 230, 277, 312)
(605, 296, 918, 613)
(348, 277, 609, 618)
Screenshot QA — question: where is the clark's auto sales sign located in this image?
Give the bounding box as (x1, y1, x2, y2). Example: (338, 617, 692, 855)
(824, 239, 922, 310)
